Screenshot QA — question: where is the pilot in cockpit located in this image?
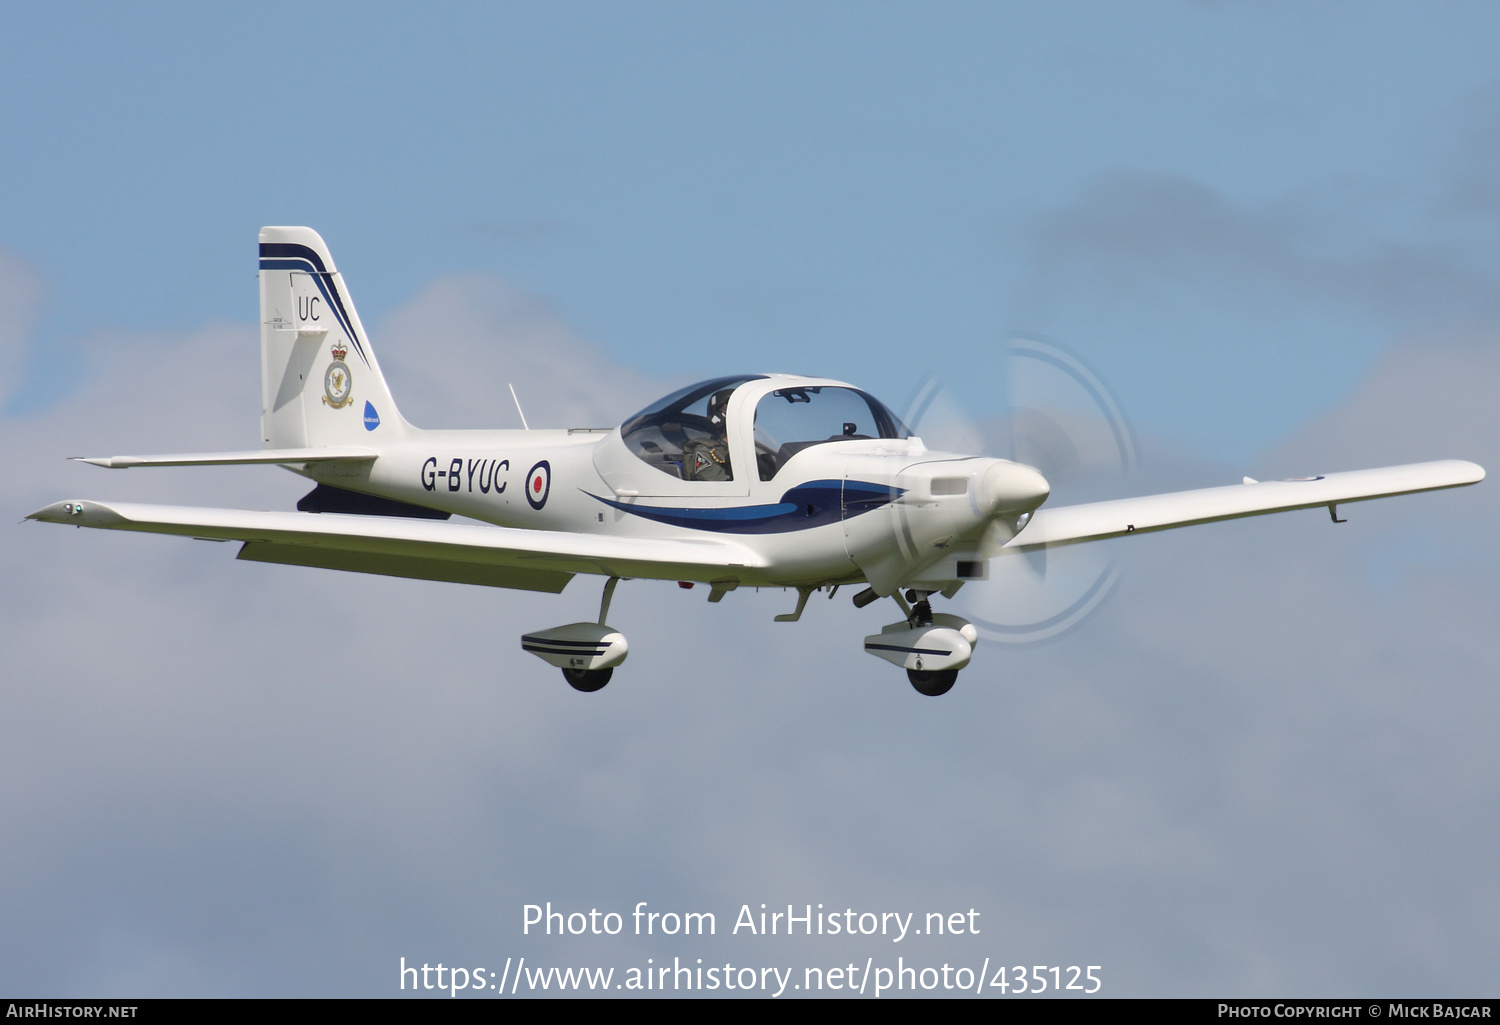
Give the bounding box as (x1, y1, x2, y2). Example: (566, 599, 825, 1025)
(681, 387, 735, 481)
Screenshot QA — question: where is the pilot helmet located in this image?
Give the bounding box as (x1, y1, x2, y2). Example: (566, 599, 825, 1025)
(706, 388, 734, 428)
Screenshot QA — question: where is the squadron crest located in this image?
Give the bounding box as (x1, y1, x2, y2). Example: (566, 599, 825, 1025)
(322, 342, 353, 408)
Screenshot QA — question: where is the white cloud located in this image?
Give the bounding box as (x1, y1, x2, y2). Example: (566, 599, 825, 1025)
(1264, 332, 1500, 474)
(373, 275, 662, 432)
(1, 258, 1497, 995)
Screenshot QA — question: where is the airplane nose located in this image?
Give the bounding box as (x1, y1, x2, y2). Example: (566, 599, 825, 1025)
(979, 461, 1050, 514)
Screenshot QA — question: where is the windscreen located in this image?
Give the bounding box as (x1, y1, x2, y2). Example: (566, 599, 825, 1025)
(753, 386, 909, 480)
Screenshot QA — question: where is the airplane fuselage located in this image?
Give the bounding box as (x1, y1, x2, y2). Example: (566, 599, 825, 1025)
(301, 421, 1041, 592)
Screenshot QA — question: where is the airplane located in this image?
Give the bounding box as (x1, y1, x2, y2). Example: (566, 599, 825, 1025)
(27, 227, 1487, 696)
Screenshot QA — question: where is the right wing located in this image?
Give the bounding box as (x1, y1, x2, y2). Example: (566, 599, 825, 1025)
(1006, 460, 1484, 551)
(27, 500, 767, 592)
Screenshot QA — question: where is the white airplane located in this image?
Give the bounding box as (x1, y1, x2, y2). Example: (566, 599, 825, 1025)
(28, 227, 1486, 695)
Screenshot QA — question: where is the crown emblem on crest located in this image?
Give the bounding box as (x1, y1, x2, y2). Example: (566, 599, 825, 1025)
(330, 342, 348, 361)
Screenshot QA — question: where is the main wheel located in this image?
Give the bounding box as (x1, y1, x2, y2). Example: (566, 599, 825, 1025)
(907, 667, 957, 696)
(562, 667, 613, 692)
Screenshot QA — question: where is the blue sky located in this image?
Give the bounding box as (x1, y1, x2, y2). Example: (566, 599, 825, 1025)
(3, 2, 1500, 998)
(7, 2, 1500, 455)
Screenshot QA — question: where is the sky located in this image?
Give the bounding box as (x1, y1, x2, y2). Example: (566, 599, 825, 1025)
(2, 1, 1498, 998)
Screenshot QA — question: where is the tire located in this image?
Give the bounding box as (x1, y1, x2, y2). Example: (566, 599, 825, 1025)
(907, 667, 957, 696)
(563, 667, 613, 692)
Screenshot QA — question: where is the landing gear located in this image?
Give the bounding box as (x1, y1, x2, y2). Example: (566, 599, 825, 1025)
(907, 667, 958, 697)
(864, 612, 972, 694)
(862, 591, 978, 696)
(520, 577, 629, 690)
(563, 666, 613, 692)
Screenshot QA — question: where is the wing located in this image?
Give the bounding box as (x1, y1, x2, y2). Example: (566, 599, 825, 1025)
(26, 500, 766, 592)
(1006, 460, 1484, 551)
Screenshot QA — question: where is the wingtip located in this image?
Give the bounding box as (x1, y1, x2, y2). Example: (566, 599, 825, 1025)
(1446, 459, 1487, 485)
(26, 500, 129, 527)
(26, 501, 72, 523)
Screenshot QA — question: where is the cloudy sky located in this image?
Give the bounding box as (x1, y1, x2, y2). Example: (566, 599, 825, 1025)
(3, 2, 1499, 997)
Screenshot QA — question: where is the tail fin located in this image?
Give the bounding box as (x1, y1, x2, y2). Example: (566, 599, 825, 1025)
(258, 227, 406, 448)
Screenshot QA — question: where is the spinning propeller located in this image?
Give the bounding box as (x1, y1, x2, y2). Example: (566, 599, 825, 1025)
(904, 337, 1137, 643)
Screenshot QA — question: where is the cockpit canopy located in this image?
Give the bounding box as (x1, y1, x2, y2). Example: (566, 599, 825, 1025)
(620, 375, 764, 482)
(620, 376, 910, 482)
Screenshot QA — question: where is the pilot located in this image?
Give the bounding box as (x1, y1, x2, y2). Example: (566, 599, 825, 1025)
(682, 388, 734, 481)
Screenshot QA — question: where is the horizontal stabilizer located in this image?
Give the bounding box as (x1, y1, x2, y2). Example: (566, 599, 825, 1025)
(1007, 460, 1484, 551)
(26, 500, 767, 586)
(73, 446, 379, 469)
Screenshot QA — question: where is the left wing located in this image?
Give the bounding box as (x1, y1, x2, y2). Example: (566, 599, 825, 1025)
(26, 500, 766, 591)
(1006, 460, 1484, 551)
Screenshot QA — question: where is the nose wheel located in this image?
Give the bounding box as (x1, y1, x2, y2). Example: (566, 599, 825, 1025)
(563, 667, 613, 692)
(907, 667, 958, 696)
(865, 594, 975, 696)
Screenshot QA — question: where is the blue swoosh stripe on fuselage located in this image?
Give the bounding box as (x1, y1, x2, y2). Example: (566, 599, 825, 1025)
(259, 243, 369, 367)
(585, 479, 901, 534)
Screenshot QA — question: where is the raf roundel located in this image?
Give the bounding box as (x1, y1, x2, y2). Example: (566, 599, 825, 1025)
(525, 460, 551, 510)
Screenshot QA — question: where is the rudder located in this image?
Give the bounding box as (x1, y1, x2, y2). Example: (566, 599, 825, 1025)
(258, 227, 406, 448)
